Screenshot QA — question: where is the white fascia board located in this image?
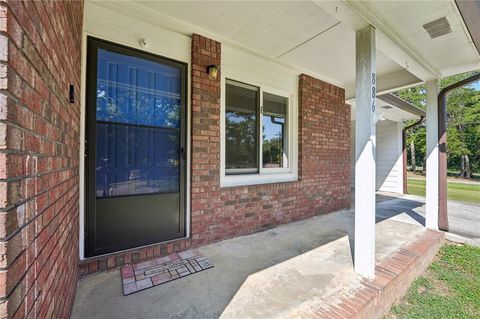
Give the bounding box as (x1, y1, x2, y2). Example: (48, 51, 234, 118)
(440, 62, 480, 78)
(376, 31, 438, 82)
(449, 0, 480, 61)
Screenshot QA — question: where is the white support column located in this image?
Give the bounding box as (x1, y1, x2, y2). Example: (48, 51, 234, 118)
(354, 25, 376, 279)
(425, 80, 439, 230)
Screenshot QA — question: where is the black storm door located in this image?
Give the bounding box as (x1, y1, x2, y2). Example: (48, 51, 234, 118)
(85, 38, 187, 257)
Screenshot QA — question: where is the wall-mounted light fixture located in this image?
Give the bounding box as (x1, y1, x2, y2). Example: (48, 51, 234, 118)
(207, 64, 219, 80)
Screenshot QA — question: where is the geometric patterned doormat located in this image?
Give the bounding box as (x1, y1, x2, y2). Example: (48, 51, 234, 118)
(121, 249, 213, 296)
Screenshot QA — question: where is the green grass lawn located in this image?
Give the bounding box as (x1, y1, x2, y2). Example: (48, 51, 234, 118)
(407, 178, 480, 205)
(385, 244, 480, 319)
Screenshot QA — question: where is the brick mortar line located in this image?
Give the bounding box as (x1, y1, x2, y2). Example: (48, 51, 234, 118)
(5, 44, 81, 126)
(0, 171, 79, 213)
(31, 0, 79, 88)
(17, 2, 68, 84)
(0, 187, 79, 272)
(0, 145, 78, 160)
(2, 199, 79, 310)
(38, 234, 78, 319)
(0, 200, 78, 304)
(0, 148, 79, 159)
(0, 48, 81, 134)
(4, 1, 82, 120)
(32, 214, 78, 316)
(0, 115, 79, 149)
(0, 176, 79, 242)
(0, 86, 80, 134)
(0, 166, 77, 183)
(0, 170, 79, 210)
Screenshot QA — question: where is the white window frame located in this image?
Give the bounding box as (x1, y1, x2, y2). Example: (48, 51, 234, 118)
(220, 71, 298, 188)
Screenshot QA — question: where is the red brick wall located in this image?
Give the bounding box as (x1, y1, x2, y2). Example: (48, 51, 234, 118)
(190, 34, 351, 244)
(79, 34, 351, 274)
(0, 1, 84, 318)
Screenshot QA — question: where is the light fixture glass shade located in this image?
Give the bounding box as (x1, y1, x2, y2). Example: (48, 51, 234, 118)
(207, 65, 218, 80)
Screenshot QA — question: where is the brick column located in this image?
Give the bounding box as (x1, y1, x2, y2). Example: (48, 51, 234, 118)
(190, 34, 222, 245)
(298, 74, 351, 213)
(0, 1, 84, 318)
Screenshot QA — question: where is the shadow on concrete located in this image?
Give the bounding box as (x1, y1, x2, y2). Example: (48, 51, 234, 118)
(72, 192, 428, 319)
(374, 195, 425, 226)
(346, 193, 425, 262)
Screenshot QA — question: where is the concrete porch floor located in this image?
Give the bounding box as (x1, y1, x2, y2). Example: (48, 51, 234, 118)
(72, 194, 443, 319)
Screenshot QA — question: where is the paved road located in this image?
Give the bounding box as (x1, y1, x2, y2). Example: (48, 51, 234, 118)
(442, 200, 480, 245)
(376, 193, 480, 246)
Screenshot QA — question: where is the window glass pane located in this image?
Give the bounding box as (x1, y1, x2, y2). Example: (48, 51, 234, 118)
(95, 48, 181, 197)
(262, 92, 287, 168)
(225, 80, 258, 172)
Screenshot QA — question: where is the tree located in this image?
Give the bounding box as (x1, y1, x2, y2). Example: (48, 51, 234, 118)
(441, 73, 480, 178)
(395, 85, 427, 172)
(395, 71, 480, 178)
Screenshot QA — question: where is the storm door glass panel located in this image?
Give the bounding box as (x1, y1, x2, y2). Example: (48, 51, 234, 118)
(262, 92, 287, 168)
(225, 79, 259, 174)
(87, 39, 186, 257)
(95, 48, 181, 197)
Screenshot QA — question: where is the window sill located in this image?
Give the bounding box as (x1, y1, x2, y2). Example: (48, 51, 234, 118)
(221, 172, 298, 188)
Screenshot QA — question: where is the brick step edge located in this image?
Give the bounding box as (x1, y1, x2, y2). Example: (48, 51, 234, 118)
(308, 229, 445, 319)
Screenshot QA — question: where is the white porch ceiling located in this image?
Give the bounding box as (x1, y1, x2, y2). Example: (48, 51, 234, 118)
(92, 0, 480, 98)
(346, 0, 480, 78)
(140, 0, 340, 59)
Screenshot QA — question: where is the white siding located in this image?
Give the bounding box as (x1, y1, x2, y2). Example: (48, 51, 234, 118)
(376, 120, 403, 193)
(351, 119, 404, 193)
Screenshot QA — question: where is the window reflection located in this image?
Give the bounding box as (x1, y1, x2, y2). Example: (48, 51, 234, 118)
(95, 49, 181, 197)
(225, 80, 259, 173)
(262, 92, 287, 168)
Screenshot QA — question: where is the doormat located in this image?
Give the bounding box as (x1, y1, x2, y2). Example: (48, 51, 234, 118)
(121, 249, 213, 295)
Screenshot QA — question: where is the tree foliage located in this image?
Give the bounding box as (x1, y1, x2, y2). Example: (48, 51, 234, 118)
(394, 71, 480, 176)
